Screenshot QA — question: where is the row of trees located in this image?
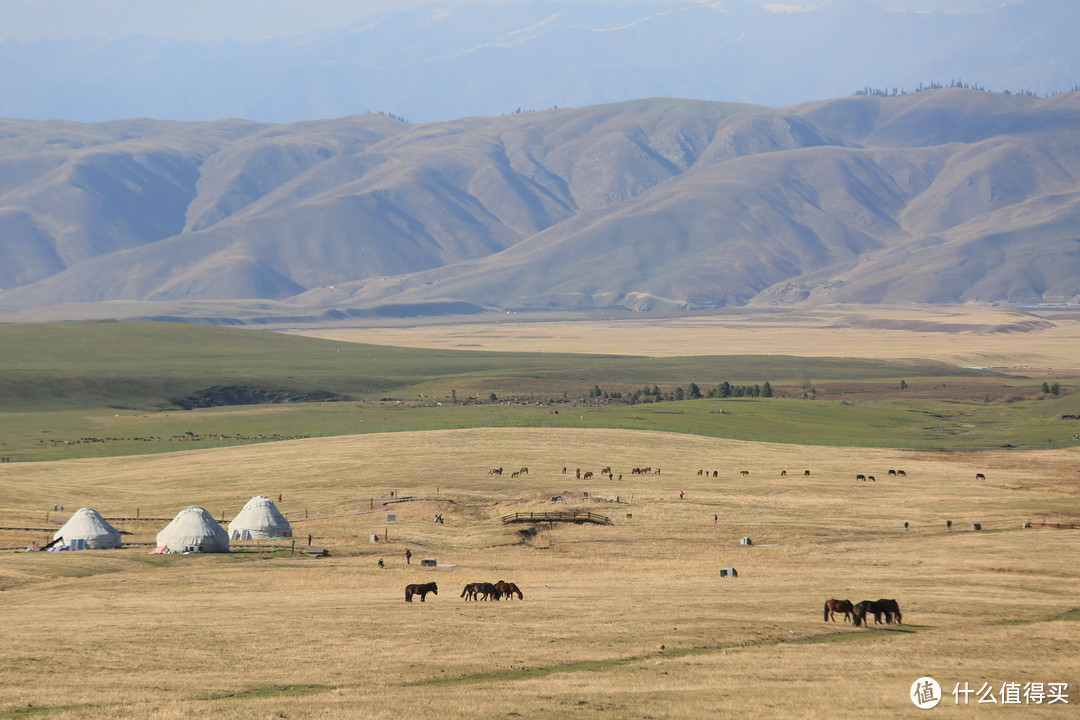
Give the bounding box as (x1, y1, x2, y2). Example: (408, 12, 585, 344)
(853, 80, 1077, 98)
(589, 382, 773, 405)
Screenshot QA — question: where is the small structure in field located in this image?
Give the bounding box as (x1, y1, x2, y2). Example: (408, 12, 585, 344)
(228, 496, 291, 540)
(156, 506, 230, 553)
(53, 508, 122, 549)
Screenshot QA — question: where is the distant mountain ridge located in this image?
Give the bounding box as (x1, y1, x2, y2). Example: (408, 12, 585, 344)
(1, 0, 1077, 124)
(1, 89, 1079, 319)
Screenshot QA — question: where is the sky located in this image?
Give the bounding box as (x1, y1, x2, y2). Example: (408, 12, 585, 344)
(0, 0, 1010, 41)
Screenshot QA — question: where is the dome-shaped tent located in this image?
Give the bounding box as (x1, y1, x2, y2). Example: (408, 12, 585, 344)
(228, 496, 292, 540)
(53, 507, 122, 549)
(156, 506, 229, 553)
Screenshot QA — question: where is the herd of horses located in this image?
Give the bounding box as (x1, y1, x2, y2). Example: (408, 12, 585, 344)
(825, 598, 902, 627)
(460, 580, 523, 601)
(406, 580, 524, 602)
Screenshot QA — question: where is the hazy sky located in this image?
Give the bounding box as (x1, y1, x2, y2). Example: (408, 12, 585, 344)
(0, 0, 1010, 41)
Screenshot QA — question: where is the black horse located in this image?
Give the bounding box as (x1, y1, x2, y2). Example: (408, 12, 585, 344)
(852, 599, 901, 626)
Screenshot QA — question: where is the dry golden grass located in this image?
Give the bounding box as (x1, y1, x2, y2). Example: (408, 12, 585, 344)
(1, 427, 1078, 719)
(288, 305, 1080, 370)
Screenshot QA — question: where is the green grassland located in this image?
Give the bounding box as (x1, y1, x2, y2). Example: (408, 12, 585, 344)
(0, 321, 1075, 461)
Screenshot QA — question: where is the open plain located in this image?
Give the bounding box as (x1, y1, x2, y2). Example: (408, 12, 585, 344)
(1, 306, 1079, 719)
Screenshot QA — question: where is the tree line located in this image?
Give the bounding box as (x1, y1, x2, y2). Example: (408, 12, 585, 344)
(589, 381, 773, 405)
(852, 80, 1078, 98)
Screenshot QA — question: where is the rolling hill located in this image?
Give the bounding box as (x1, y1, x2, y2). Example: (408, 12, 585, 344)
(1, 89, 1079, 320)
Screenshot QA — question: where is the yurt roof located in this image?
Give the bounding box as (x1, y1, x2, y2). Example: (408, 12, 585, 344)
(228, 495, 292, 539)
(52, 507, 122, 549)
(156, 505, 229, 553)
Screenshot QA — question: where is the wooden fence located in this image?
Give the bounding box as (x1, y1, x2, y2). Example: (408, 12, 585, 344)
(500, 511, 612, 526)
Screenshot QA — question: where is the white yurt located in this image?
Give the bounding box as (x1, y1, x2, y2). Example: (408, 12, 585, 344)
(53, 507, 122, 549)
(156, 506, 230, 553)
(228, 496, 292, 540)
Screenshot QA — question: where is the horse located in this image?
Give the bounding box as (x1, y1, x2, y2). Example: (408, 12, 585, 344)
(519, 467, 529, 475)
(740, 470, 749, 476)
(876, 598, 902, 624)
(856, 474, 866, 481)
(804, 470, 811, 476)
(405, 581, 438, 602)
(888, 469, 896, 476)
(897, 470, 906, 477)
(495, 580, 523, 600)
(781, 470, 787, 477)
(460, 582, 482, 601)
(488, 467, 503, 475)
(476, 582, 502, 601)
(852, 600, 890, 626)
(824, 598, 854, 622)
(583, 471, 593, 479)
(976, 473, 986, 480)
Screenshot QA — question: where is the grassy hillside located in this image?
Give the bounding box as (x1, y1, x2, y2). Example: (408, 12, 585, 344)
(1, 321, 1073, 461)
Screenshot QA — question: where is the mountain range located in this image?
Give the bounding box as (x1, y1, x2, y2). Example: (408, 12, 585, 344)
(1, 88, 1079, 320)
(1, 0, 1077, 124)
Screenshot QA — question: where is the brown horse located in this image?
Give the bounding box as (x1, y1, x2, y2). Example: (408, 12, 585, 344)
(405, 581, 438, 602)
(460, 582, 482, 601)
(495, 580, 523, 600)
(475, 582, 502, 601)
(824, 598, 854, 622)
(876, 598, 902, 624)
(852, 600, 894, 626)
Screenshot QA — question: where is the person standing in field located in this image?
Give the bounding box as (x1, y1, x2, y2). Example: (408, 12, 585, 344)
(405, 547, 412, 565)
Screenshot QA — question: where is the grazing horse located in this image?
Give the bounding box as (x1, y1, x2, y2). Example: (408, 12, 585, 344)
(476, 582, 502, 601)
(804, 470, 811, 476)
(405, 581, 438, 602)
(781, 470, 787, 477)
(740, 470, 750, 477)
(876, 598, 902, 624)
(897, 470, 906, 477)
(583, 471, 593, 479)
(824, 598, 854, 622)
(488, 467, 503, 475)
(519, 467, 529, 475)
(495, 580, 523, 600)
(461, 582, 482, 601)
(852, 600, 890, 626)
(888, 469, 896, 476)
(976, 473, 986, 480)
(856, 474, 866, 481)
